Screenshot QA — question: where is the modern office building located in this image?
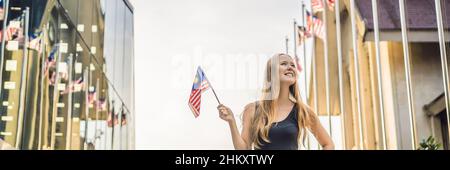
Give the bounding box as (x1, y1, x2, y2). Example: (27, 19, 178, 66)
(0, 0, 135, 150)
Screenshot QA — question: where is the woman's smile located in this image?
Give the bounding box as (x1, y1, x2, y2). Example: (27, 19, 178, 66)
(284, 71, 295, 77)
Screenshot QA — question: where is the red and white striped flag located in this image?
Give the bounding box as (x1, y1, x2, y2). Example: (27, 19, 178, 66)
(297, 26, 312, 46)
(0, 15, 24, 41)
(96, 99, 107, 111)
(328, 0, 336, 10)
(107, 111, 119, 127)
(311, 0, 325, 12)
(121, 112, 127, 126)
(0, 26, 19, 41)
(88, 89, 97, 105)
(294, 56, 303, 73)
(311, 0, 335, 13)
(306, 11, 325, 40)
(60, 77, 85, 94)
(0, 7, 4, 21)
(188, 67, 210, 118)
(29, 36, 42, 53)
(45, 45, 58, 78)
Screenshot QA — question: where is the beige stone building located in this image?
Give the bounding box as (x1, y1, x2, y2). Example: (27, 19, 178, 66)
(308, 0, 450, 150)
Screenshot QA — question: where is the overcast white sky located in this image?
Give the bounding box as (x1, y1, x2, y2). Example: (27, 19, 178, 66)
(130, 0, 323, 149)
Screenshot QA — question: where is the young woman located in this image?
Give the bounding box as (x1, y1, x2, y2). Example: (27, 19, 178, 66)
(217, 53, 334, 150)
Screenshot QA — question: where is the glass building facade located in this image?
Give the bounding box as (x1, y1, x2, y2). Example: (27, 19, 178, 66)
(0, 0, 135, 150)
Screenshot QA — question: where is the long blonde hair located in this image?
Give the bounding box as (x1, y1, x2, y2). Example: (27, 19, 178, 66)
(250, 53, 316, 149)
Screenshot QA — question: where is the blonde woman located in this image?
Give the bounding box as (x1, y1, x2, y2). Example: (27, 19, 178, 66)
(217, 53, 334, 150)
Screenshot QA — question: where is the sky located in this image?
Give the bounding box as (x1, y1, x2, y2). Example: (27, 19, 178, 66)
(128, 0, 338, 150)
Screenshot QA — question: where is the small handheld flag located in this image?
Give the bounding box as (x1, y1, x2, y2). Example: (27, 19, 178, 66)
(188, 66, 220, 118)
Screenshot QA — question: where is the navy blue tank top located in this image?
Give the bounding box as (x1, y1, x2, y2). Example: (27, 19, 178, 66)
(255, 104, 299, 150)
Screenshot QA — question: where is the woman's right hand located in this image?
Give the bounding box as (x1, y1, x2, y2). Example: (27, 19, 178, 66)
(217, 104, 235, 123)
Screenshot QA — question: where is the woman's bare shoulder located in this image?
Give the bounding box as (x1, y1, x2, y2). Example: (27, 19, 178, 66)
(242, 101, 258, 118)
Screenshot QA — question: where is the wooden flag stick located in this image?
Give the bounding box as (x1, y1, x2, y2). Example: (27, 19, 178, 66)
(209, 83, 221, 105)
(206, 77, 221, 105)
(202, 67, 221, 105)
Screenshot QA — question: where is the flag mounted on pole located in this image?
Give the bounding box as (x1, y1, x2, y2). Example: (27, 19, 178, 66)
(306, 11, 325, 40)
(121, 112, 127, 126)
(29, 32, 42, 53)
(312, 0, 335, 13)
(327, 0, 336, 11)
(297, 25, 312, 46)
(188, 66, 220, 118)
(0, 6, 4, 21)
(311, 0, 325, 12)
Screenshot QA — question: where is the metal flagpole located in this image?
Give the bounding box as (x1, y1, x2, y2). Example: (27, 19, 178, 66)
(322, 0, 332, 140)
(285, 36, 289, 55)
(38, 27, 47, 150)
(350, 0, 364, 150)
(301, 2, 307, 105)
(50, 45, 62, 150)
(399, 0, 417, 150)
(371, 0, 387, 150)
(95, 78, 99, 149)
(110, 100, 115, 150)
(16, 8, 30, 149)
(309, 0, 320, 150)
(293, 18, 305, 150)
(0, 0, 9, 94)
(294, 19, 297, 60)
(103, 116, 107, 150)
(84, 67, 90, 150)
(119, 106, 122, 150)
(126, 113, 129, 150)
(65, 54, 73, 150)
(435, 0, 450, 145)
(335, 0, 346, 149)
(301, 2, 311, 150)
